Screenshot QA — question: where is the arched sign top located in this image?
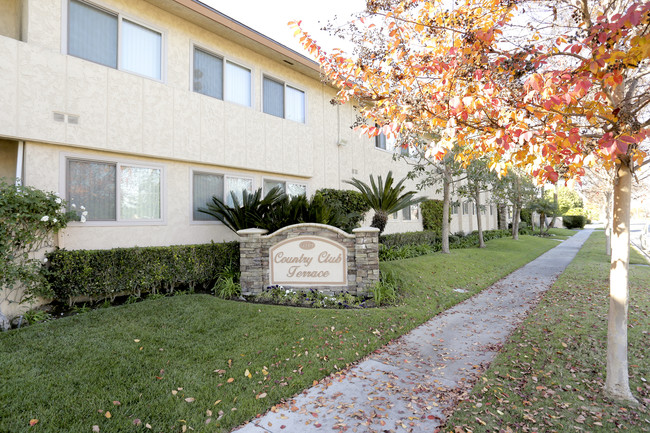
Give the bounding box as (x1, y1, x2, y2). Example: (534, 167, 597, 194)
(265, 223, 354, 240)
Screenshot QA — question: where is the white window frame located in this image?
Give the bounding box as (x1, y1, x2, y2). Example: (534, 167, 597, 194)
(261, 74, 307, 123)
(62, 0, 166, 82)
(60, 153, 166, 226)
(189, 169, 255, 224)
(262, 177, 308, 198)
(190, 43, 253, 107)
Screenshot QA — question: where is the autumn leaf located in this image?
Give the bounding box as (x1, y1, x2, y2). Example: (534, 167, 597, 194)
(29, 419, 38, 427)
(244, 369, 252, 378)
(227, 378, 234, 383)
(104, 411, 111, 419)
(184, 398, 195, 403)
(92, 426, 100, 432)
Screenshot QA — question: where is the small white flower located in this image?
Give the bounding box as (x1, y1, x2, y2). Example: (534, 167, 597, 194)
(52, 218, 58, 223)
(82, 211, 88, 217)
(71, 203, 77, 209)
(80, 205, 86, 211)
(55, 198, 62, 204)
(80, 215, 87, 223)
(40, 216, 49, 222)
(43, 257, 48, 263)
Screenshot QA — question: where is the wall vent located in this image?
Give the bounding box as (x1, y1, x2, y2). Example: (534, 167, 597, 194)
(68, 115, 79, 125)
(53, 112, 65, 122)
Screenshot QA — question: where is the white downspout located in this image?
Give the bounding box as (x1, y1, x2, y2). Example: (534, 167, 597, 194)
(15, 141, 24, 186)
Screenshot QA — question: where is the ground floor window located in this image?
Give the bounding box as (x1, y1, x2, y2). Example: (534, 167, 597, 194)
(262, 179, 307, 198)
(192, 171, 253, 221)
(67, 158, 162, 221)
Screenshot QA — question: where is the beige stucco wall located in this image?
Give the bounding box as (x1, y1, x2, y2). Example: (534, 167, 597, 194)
(3, 0, 498, 251)
(0, 139, 18, 181)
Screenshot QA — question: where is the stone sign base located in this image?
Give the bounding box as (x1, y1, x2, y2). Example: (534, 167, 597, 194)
(237, 224, 380, 296)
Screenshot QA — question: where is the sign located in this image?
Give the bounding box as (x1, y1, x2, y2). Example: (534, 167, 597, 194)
(269, 236, 347, 286)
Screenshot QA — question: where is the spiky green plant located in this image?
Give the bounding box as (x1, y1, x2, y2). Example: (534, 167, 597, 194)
(345, 171, 425, 234)
(198, 186, 284, 233)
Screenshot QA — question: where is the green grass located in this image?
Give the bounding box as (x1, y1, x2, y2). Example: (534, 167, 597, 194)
(546, 227, 580, 238)
(0, 235, 560, 433)
(444, 231, 650, 432)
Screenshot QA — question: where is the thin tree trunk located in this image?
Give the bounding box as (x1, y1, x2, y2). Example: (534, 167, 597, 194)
(441, 166, 451, 254)
(498, 203, 507, 230)
(605, 190, 613, 256)
(475, 187, 485, 248)
(512, 205, 520, 240)
(605, 160, 637, 403)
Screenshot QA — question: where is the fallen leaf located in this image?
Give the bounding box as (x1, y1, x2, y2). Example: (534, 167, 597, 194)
(133, 419, 141, 426)
(227, 378, 234, 383)
(214, 400, 222, 405)
(134, 339, 140, 342)
(172, 390, 178, 395)
(29, 419, 38, 427)
(206, 409, 212, 416)
(184, 398, 195, 403)
(245, 369, 252, 378)
(145, 423, 152, 429)
(112, 401, 121, 406)
(105, 412, 111, 419)
(256, 393, 267, 399)
(92, 426, 100, 432)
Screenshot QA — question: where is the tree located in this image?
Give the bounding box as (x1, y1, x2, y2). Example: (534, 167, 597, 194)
(406, 147, 465, 253)
(293, 0, 649, 402)
(457, 158, 499, 247)
(492, 170, 538, 239)
(345, 171, 425, 234)
(545, 187, 583, 215)
(530, 196, 560, 235)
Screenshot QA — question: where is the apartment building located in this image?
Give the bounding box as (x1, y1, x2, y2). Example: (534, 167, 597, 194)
(0, 0, 497, 252)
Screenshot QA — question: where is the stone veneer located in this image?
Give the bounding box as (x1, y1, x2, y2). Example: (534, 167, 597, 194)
(237, 223, 380, 295)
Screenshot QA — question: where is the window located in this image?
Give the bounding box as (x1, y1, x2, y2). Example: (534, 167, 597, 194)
(462, 201, 469, 215)
(225, 176, 253, 207)
(68, 0, 162, 80)
(263, 179, 307, 198)
(451, 203, 460, 215)
(192, 47, 251, 106)
(263, 76, 305, 123)
(402, 205, 411, 221)
(191, 172, 253, 221)
(192, 172, 224, 221)
(67, 158, 162, 221)
(375, 131, 411, 156)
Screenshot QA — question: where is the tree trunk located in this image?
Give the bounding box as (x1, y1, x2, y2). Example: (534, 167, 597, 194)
(512, 205, 520, 240)
(605, 160, 637, 403)
(441, 167, 451, 254)
(474, 187, 485, 248)
(605, 190, 613, 256)
(371, 210, 388, 235)
(498, 203, 507, 230)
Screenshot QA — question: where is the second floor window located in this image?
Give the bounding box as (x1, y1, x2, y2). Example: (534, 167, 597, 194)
(68, 0, 162, 80)
(193, 48, 252, 107)
(263, 77, 305, 123)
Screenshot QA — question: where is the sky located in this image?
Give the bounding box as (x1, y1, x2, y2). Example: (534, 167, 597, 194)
(201, 0, 367, 55)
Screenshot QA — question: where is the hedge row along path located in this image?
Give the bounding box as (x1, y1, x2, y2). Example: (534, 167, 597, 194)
(234, 229, 593, 433)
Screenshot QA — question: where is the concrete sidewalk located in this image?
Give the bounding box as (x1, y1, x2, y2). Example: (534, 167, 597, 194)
(234, 229, 593, 433)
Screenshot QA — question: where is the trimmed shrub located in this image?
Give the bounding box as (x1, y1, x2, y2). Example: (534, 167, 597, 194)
(563, 215, 586, 229)
(420, 199, 445, 234)
(43, 242, 239, 304)
(313, 188, 371, 232)
(379, 229, 512, 261)
(380, 231, 440, 249)
(520, 208, 532, 225)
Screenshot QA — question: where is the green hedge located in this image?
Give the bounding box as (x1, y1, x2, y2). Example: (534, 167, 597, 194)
(379, 229, 512, 261)
(562, 215, 586, 229)
(313, 188, 370, 232)
(420, 199, 445, 234)
(43, 242, 239, 303)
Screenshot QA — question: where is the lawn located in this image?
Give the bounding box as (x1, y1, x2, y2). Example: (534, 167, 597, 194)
(0, 235, 561, 433)
(444, 231, 650, 432)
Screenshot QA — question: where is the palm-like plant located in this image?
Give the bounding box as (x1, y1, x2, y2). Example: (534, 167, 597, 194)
(345, 171, 425, 234)
(199, 186, 284, 232)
